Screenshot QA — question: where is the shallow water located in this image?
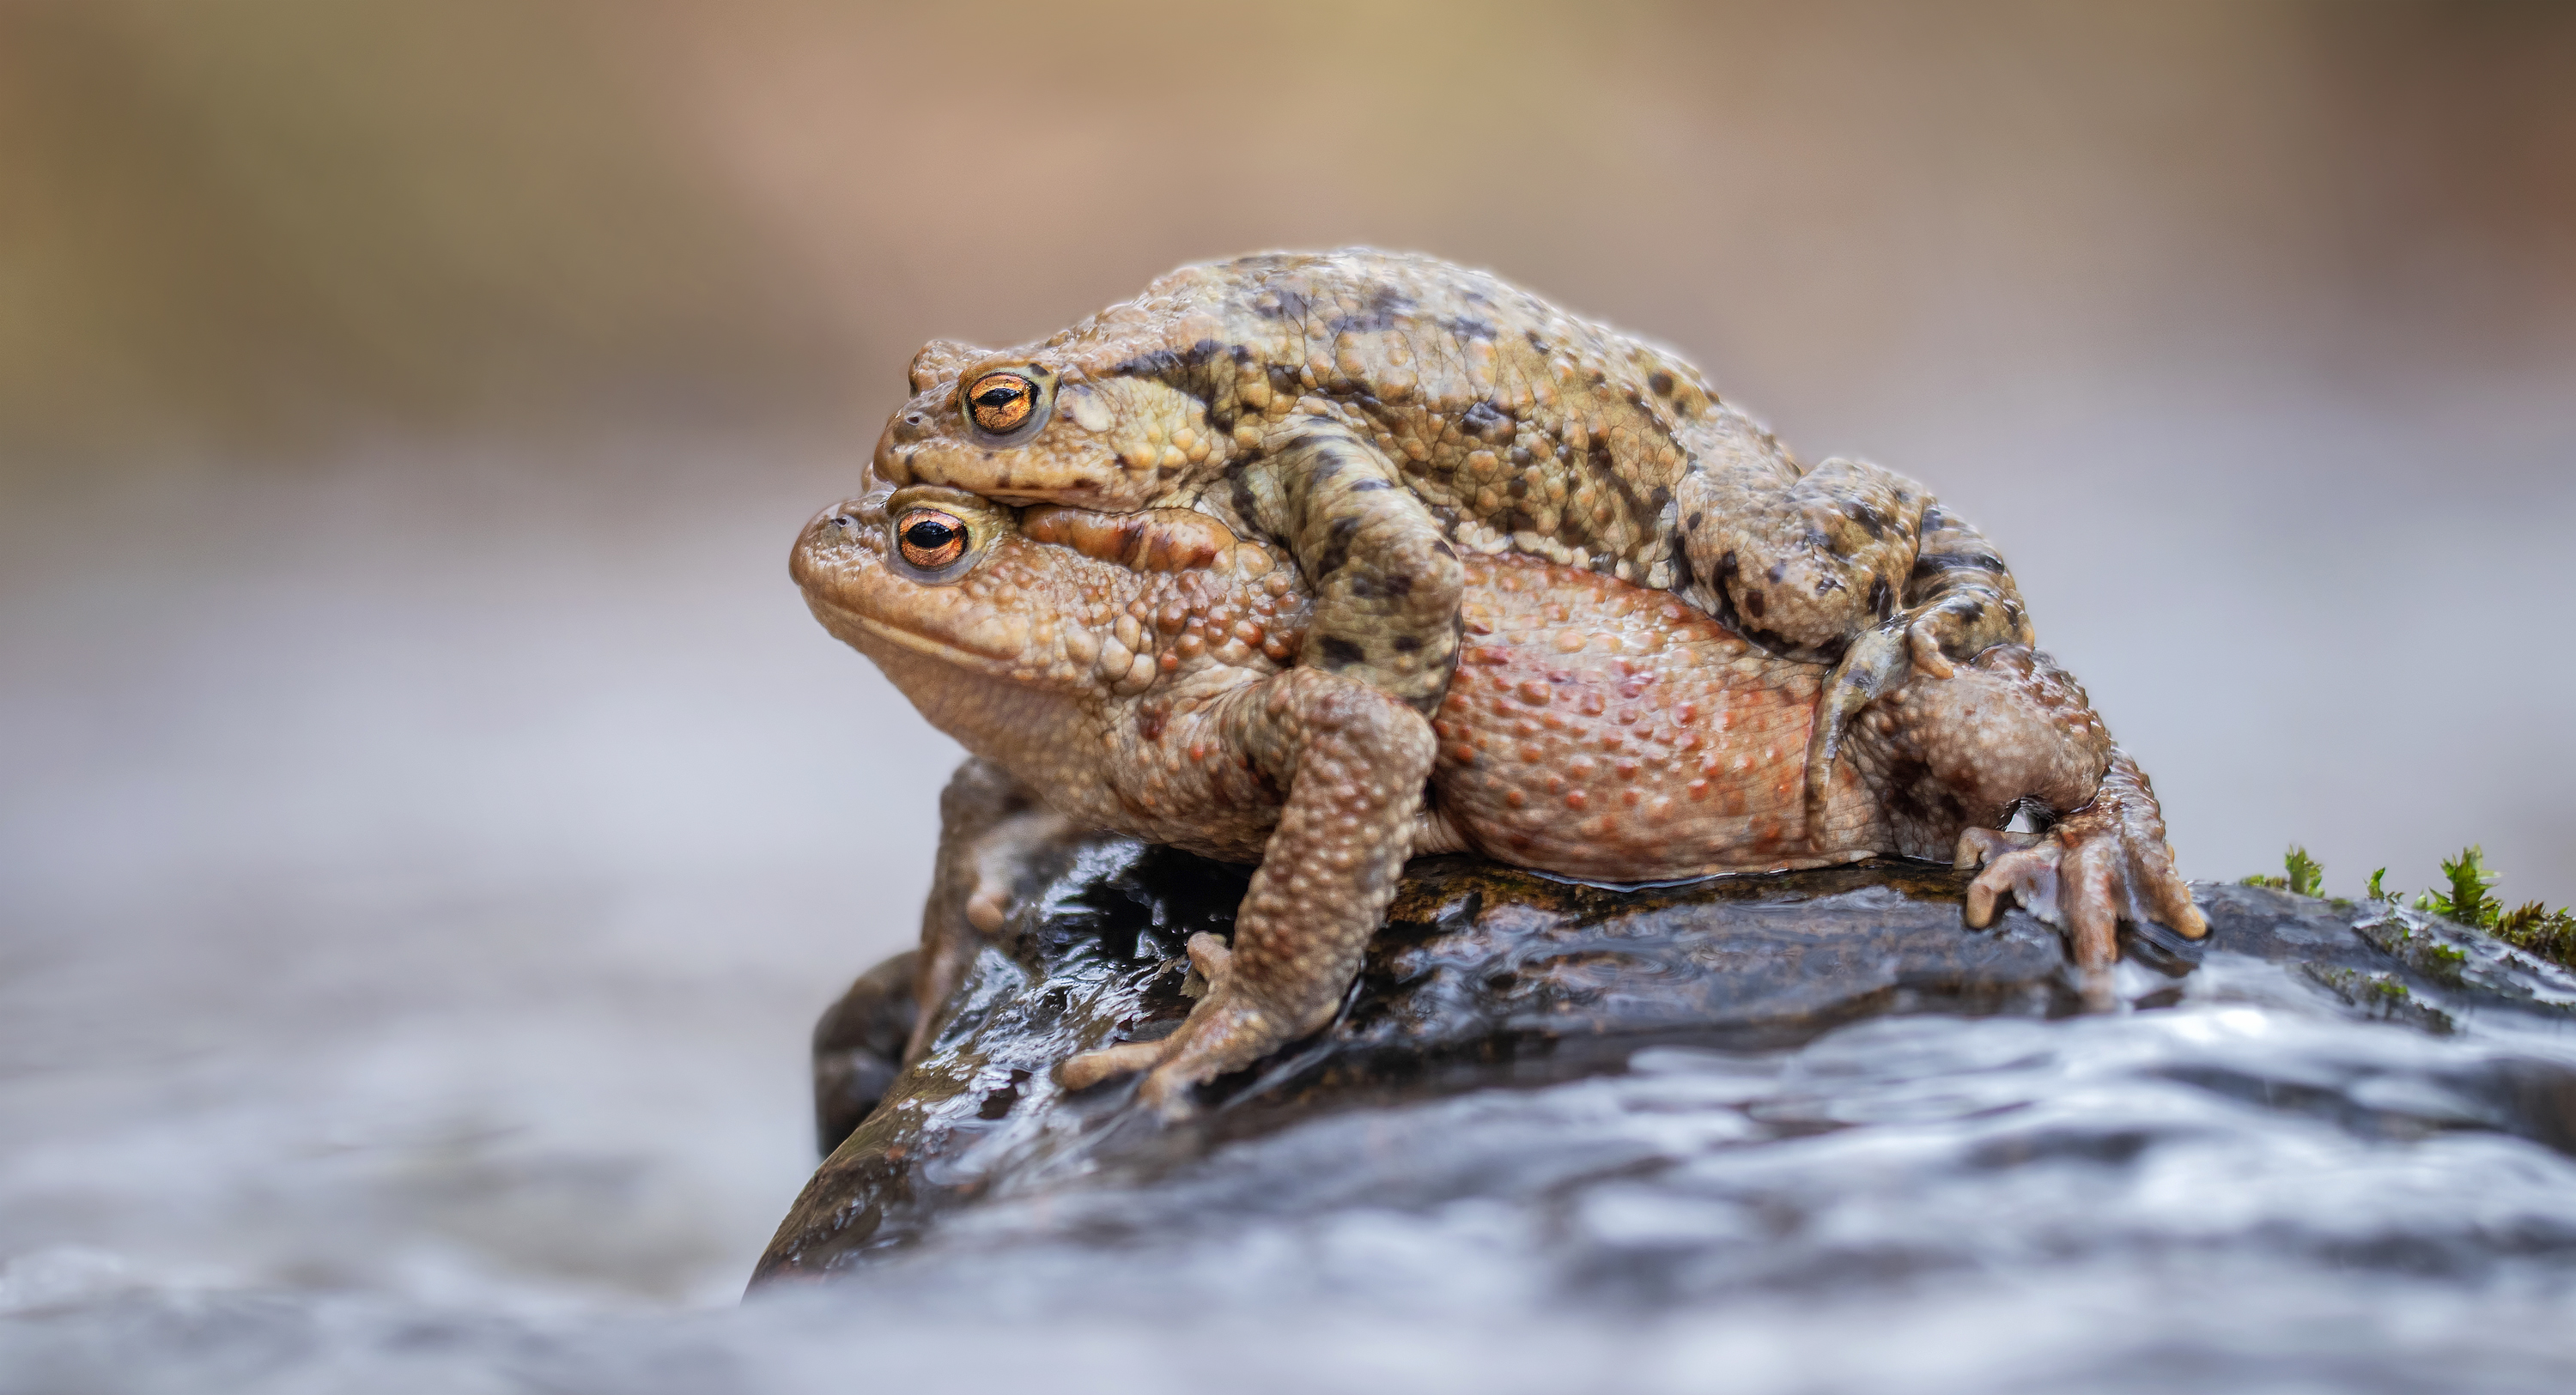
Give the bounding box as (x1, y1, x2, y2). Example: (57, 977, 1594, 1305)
(9, 973, 2576, 1393)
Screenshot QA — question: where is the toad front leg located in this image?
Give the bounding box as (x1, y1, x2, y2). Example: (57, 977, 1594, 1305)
(1676, 455, 2035, 830)
(1059, 667, 1437, 1115)
(1232, 424, 1467, 716)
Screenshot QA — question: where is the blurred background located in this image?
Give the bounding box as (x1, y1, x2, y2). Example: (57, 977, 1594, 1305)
(3, 0, 2572, 1313)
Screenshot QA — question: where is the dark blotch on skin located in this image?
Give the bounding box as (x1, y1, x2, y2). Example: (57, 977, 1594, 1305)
(1766, 561, 1787, 585)
(1879, 752, 1971, 833)
(1383, 572, 1415, 598)
(1743, 590, 1768, 619)
(1909, 552, 2008, 582)
(1461, 400, 1512, 440)
(1648, 371, 1674, 397)
(1869, 577, 1893, 619)
(1348, 478, 1391, 493)
(1316, 515, 1362, 577)
(1253, 288, 1311, 321)
(1318, 636, 1366, 667)
(1325, 286, 1414, 337)
(1843, 498, 1888, 541)
(1106, 339, 1227, 381)
(1393, 635, 1423, 652)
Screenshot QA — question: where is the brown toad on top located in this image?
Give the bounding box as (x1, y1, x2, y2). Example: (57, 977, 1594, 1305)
(792, 483, 2203, 1115)
(876, 250, 2033, 826)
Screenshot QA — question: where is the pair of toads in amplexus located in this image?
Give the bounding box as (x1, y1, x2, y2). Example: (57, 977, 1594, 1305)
(793, 249, 2203, 1116)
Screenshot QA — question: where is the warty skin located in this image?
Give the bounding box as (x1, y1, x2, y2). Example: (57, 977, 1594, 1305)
(874, 249, 2038, 829)
(793, 486, 2203, 1114)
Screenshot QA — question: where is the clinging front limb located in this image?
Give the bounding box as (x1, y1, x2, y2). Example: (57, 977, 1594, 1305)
(1232, 424, 1466, 716)
(1676, 453, 2035, 836)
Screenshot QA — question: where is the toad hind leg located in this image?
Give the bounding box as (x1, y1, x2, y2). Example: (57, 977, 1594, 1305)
(1959, 749, 2208, 969)
(1856, 645, 2203, 975)
(1058, 667, 1435, 1116)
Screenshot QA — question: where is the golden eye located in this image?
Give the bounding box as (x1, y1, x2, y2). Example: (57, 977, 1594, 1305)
(896, 509, 968, 570)
(966, 372, 1036, 435)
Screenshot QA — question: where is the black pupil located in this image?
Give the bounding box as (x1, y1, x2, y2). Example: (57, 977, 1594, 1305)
(975, 384, 1023, 408)
(904, 519, 957, 550)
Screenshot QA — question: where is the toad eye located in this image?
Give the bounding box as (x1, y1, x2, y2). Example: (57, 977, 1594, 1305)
(896, 509, 968, 570)
(966, 372, 1037, 436)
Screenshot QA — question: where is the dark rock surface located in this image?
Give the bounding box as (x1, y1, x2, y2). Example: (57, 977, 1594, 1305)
(756, 838, 2576, 1287)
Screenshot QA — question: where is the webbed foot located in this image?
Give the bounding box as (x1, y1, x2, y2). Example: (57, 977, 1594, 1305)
(1059, 933, 1317, 1118)
(1954, 751, 2207, 973)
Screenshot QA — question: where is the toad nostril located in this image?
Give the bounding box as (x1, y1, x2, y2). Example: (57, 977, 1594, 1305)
(903, 413, 925, 426)
(831, 514, 858, 533)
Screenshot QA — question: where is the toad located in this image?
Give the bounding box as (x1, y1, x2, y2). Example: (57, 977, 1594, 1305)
(792, 482, 2203, 1114)
(876, 250, 2036, 828)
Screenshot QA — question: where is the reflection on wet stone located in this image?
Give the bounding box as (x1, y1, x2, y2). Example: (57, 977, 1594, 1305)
(761, 840, 2576, 1286)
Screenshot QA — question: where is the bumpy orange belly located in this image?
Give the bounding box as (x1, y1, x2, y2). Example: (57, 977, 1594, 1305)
(1430, 556, 1887, 881)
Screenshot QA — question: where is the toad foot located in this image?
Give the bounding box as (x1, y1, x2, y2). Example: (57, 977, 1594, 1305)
(1060, 932, 1320, 1119)
(1955, 749, 2208, 973)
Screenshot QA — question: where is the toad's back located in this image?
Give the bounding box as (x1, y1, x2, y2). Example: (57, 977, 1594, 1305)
(1007, 250, 1792, 590)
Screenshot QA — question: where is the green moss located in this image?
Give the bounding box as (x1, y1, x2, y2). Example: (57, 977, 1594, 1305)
(2419, 846, 2502, 928)
(2240, 845, 2324, 895)
(2495, 901, 2576, 967)
(2299, 963, 2455, 1034)
(2405, 846, 2574, 973)
(2284, 846, 2324, 897)
(2257, 844, 2576, 973)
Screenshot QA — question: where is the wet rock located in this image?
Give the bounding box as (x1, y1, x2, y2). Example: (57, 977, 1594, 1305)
(810, 949, 918, 1159)
(757, 839, 2576, 1286)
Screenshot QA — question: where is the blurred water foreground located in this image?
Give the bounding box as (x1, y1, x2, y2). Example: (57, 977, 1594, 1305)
(3, 2, 2575, 1392)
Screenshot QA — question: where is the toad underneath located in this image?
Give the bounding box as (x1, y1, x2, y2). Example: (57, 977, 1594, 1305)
(792, 484, 2203, 1115)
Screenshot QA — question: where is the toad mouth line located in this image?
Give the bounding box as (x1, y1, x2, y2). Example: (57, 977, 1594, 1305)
(805, 595, 1066, 688)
